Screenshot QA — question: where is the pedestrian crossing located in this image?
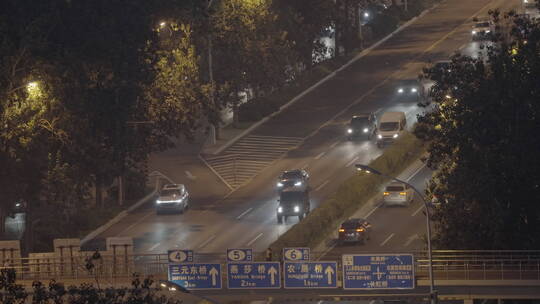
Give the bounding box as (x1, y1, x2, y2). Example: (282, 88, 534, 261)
(203, 135, 304, 189)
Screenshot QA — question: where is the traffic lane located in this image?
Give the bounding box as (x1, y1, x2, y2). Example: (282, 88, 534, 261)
(253, 0, 497, 138)
(322, 165, 433, 260)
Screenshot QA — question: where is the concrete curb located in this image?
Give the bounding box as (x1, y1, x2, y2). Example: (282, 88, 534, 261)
(80, 190, 157, 245)
(210, 1, 444, 156)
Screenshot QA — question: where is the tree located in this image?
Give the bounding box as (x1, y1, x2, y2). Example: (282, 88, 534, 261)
(415, 12, 540, 249)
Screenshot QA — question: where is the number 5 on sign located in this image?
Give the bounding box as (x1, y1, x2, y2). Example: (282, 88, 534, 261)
(226, 248, 253, 262)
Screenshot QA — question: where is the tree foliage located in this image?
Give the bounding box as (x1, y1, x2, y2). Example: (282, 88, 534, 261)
(416, 12, 540, 249)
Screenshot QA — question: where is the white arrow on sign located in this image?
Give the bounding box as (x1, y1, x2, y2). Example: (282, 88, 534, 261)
(268, 266, 278, 285)
(209, 267, 219, 286)
(324, 266, 335, 285)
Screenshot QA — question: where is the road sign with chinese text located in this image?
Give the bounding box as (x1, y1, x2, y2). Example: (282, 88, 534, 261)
(283, 247, 310, 261)
(168, 250, 193, 263)
(168, 263, 221, 290)
(342, 254, 414, 289)
(284, 261, 337, 289)
(227, 262, 281, 289)
(226, 248, 253, 262)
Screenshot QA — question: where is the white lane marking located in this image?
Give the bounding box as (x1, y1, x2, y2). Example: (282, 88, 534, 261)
(148, 243, 161, 251)
(406, 163, 426, 182)
(329, 141, 340, 149)
(365, 205, 379, 219)
(374, 108, 383, 115)
(246, 233, 263, 246)
(315, 151, 327, 160)
(380, 233, 395, 246)
(404, 234, 420, 247)
(412, 205, 424, 217)
(345, 156, 360, 168)
(185, 170, 196, 180)
(302, 163, 309, 169)
(116, 211, 154, 236)
(315, 180, 330, 192)
(236, 207, 253, 220)
(197, 235, 216, 249)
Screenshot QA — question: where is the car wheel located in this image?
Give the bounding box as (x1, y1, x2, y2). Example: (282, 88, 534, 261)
(277, 215, 283, 224)
(298, 214, 304, 221)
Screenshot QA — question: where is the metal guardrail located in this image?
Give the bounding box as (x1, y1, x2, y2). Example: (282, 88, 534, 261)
(3, 250, 540, 283)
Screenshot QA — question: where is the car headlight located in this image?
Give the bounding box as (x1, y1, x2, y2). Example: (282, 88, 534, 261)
(347, 128, 353, 134)
(398, 88, 404, 93)
(278, 207, 283, 213)
(411, 88, 417, 93)
(294, 206, 300, 213)
(377, 134, 382, 139)
(485, 30, 490, 33)
(472, 30, 477, 35)
(363, 128, 368, 133)
(294, 181, 302, 186)
(393, 134, 399, 138)
(277, 182, 283, 187)
(156, 200, 163, 204)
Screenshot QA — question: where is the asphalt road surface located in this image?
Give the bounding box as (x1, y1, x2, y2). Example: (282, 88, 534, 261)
(84, 0, 522, 256)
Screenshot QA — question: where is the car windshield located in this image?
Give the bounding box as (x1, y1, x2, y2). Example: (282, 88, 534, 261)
(342, 221, 362, 229)
(379, 122, 399, 131)
(386, 186, 405, 192)
(160, 189, 180, 196)
(280, 192, 304, 201)
(351, 117, 368, 126)
(475, 22, 490, 27)
(282, 171, 302, 179)
(400, 80, 420, 87)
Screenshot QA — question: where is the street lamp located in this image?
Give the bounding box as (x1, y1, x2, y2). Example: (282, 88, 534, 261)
(355, 164, 437, 304)
(159, 280, 221, 304)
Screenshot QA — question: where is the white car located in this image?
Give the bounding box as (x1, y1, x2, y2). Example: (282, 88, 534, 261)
(471, 21, 493, 40)
(383, 182, 414, 206)
(156, 184, 189, 214)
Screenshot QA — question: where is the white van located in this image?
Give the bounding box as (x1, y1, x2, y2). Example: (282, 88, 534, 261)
(376, 111, 406, 147)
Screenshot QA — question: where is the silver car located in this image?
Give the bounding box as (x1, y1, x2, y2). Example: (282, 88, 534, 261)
(383, 182, 414, 206)
(156, 184, 189, 214)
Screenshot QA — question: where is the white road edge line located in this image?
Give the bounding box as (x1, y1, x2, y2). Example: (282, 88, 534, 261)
(236, 207, 253, 220)
(406, 163, 426, 182)
(380, 233, 395, 246)
(197, 235, 216, 249)
(148, 243, 160, 251)
(315, 180, 330, 192)
(412, 205, 424, 217)
(315, 151, 327, 160)
(345, 156, 360, 168)
(246, 233, 263, 246)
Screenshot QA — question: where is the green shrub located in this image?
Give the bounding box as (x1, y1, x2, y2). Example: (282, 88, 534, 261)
(268, 132, 425, 259)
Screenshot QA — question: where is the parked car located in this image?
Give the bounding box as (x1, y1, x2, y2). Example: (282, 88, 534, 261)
(338, 218, 372, 244)
(156, 184, 189, 214)
(276, 169, 309, 192)
(346, 113, 377, 140)
(383, 181, 414, 206)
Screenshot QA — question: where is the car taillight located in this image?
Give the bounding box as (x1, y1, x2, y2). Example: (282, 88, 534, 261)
(383, 192, 389, 196)
(400, 192, 407, 195)
(356, 228, 364, 232)
(339, 228, 345, 232)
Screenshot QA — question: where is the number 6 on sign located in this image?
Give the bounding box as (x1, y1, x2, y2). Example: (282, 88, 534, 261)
(283, 247, 310, 261)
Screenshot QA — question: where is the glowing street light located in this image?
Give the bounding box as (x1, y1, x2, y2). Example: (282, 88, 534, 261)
(355, 164, 437, 304)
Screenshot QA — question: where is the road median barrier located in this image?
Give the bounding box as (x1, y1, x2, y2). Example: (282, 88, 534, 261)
(267, 131, 425, 260)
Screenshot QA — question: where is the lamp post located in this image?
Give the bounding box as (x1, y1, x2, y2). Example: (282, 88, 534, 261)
(355, 164, 437, 304)
(159, 280, 221, 304)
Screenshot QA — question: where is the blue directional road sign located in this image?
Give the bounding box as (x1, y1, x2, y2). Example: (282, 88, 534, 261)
(168, 250, 193, 263)
(227, 248, 253, 262)
(283, 247, 310, 261)
(168, 263, 222, 290)
(227, 262, 281, 289)
(342, 254, 415, 289)
(284, 261, 337, 289)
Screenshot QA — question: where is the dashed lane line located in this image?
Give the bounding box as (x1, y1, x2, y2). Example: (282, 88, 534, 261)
(148, 243, 160, 251)
(236, 207, 253, 220)
(315, 180, 330, 192)
(412, 205, 424, 217)
(380, 233, 395, 246)
(315, 151, 327, 160)
(197, 235, 216, 249)
(246, 233, 263, 246)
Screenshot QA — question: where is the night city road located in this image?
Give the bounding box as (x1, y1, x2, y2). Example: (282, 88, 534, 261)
(83, 0, 523, 256)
